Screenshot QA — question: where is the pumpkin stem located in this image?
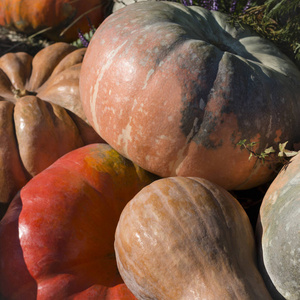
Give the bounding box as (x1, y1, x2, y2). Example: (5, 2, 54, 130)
(12, 88, 37, 99)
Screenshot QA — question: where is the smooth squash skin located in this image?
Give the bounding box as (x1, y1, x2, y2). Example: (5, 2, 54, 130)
(0, 0, 110, 42)
(115, 177, 272, 300)
(0, 143, 157, 299)
(80, 1, 300, 190)
(256, 153, 300, 300)
(0, 42, 104, 207)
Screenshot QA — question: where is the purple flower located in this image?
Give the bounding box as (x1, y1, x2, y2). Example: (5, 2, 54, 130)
(211, 0, 218, 11)
(181, 0, 193, 6)
(230, 0, 237, 13)
(200, 0, 211, 9)
(78, 29, 90, 48)
(243, 0, 251, 13)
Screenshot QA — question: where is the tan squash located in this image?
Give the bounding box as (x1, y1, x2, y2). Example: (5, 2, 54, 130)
(0, 42, 104, 207)
(115, 177, 272, 299)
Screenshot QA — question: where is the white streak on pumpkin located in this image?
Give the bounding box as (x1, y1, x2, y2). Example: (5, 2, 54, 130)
(117, 116, 133, 157)
(90, 40, 128, 132)
(19, 223, 29, 239)
(142, 69, 154, 90)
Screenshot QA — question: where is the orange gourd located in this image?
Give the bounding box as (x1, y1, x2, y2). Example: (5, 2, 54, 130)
(115, 177, 272, 299)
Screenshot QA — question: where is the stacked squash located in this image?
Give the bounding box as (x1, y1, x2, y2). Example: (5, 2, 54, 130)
(0, 42, 104, 208)
(0, 1, 299, 299)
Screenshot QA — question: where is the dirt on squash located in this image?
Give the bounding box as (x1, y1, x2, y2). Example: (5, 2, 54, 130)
(0, 25, 52, 57)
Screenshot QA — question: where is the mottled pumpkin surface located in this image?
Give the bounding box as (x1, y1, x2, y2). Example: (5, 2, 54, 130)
(0, 143, 156, 299)
(256, 153, 300, 300)
(0, 42, 103, 206)
(80, 1, 300, 190)
(115, 176, 272, 300)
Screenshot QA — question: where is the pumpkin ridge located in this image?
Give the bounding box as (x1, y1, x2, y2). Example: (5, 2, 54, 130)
(178, 43, 223, 145)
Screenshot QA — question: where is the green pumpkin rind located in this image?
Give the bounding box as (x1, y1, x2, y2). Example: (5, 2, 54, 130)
(256, 153, 300, 300)
(80, 1, 300, 190)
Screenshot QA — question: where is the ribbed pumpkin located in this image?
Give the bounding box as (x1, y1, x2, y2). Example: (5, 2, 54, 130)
(0, 0, 111, 42)
(115, 176, 272, 299)
(256, 154, 300, 299)
(0, 143, 157, 299)
(0, 42, 103, 207)
(80, 1, 300, 190)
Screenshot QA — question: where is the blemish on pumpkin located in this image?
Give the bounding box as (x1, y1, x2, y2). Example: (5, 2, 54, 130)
(142, 69, 154, 89)
(116, 117, 133, 157)
(91, 40, 128, 133)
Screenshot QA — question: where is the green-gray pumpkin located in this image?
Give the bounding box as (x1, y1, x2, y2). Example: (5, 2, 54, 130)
(256, 153, 300, 300)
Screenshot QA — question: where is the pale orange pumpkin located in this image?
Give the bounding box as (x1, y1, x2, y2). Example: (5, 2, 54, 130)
(80, 1, 300, 190)
(115, 177, 272, 299)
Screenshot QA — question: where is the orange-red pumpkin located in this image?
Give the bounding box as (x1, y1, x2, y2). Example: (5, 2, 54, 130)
(0, 0, 111, 42)
(0, 143, 157, 299)
(80, 1, 300, 190)
(0, 42, 104, 208)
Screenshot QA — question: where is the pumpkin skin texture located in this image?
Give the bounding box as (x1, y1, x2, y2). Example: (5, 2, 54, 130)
(112, 0, 156, 12)
(0, 143, 157, 299)
(80, 1, 300, 190)
(256, 154, 300, 299)
(0, 0, 109, 42)
(115, 177, 272, 300)
(0, 42, 103, 206)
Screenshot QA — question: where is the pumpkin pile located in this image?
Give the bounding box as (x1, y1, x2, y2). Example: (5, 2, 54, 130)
(0, 42, 104, 209)
(0, 1, 299, 299)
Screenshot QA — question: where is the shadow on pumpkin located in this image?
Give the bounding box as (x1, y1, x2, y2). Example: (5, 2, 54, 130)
(256, 217, 286, 300)
(0, 193, 38, 300)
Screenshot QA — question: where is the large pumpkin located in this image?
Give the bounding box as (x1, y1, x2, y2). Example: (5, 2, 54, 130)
(0, 0, 111, 42)
(256, 154, 300, 299)
(0, 143, 157, 299)
(115, 176, 272, 299)
(80, 1, 300, 190)
(0, 42, 104, 207)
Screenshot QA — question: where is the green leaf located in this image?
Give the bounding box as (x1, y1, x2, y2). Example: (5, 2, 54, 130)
(247, 142, 257, 148)
(279, 141, 289, 153)
(237, 139, 247, 146)
(264, 146, 276, 154)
